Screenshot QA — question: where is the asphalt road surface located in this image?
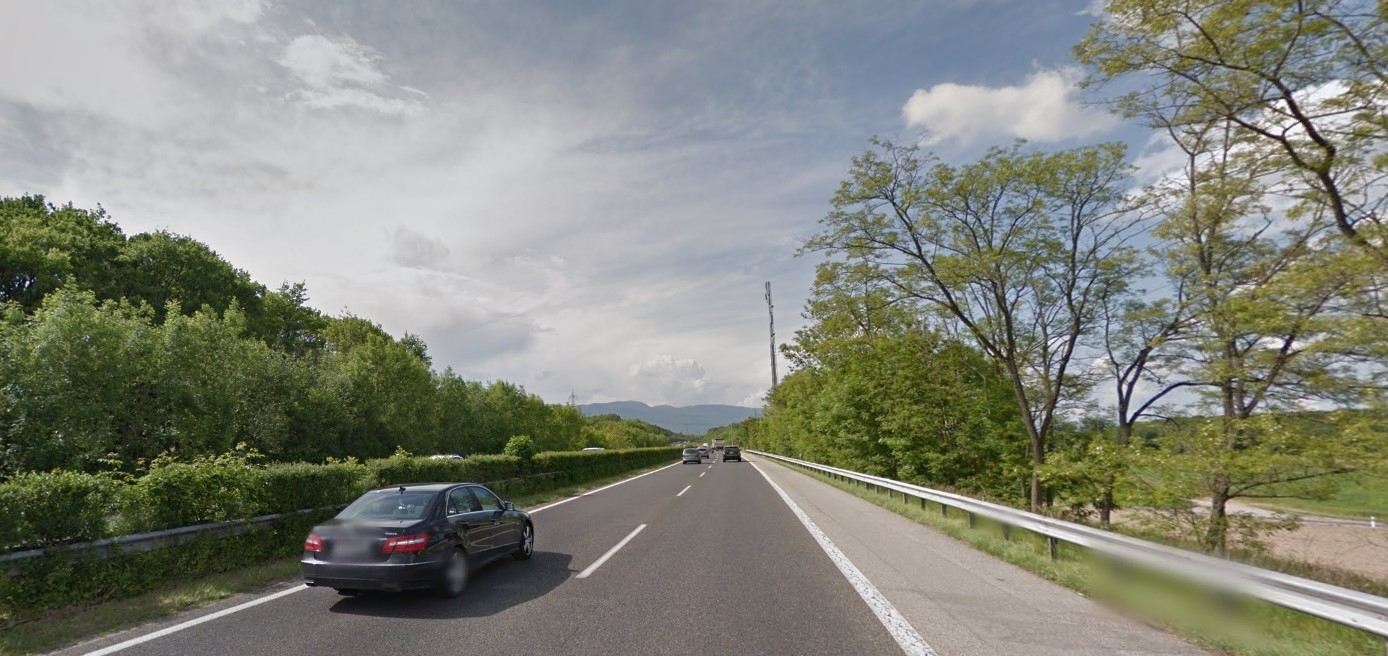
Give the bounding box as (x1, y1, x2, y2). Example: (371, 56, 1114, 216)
(57, 455, 1207, 656)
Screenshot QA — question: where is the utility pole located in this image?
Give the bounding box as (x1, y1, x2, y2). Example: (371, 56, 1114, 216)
(765, 281, 778, 388)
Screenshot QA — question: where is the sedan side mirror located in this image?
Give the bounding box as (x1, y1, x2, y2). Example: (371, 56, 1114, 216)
(504, 500, 515, 511)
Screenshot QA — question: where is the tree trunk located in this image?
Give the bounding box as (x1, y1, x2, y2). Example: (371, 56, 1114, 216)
(1098, 483, 1113, 529)
(1203, 475, 1231, 556)
(1100, 422, 1132, 530)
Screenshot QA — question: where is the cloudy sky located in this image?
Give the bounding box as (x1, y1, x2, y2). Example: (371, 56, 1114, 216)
(0, 0, 1151, 407)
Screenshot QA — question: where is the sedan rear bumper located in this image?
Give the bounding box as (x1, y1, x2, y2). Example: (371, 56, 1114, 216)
(301, 557, 444, 592)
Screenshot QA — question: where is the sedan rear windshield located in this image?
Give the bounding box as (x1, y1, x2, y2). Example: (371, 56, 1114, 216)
(337, 490, 438, 520)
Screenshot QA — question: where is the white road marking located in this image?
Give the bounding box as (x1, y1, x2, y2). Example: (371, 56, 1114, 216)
(677, 485, 692, 497)
(706, 465, 712, 470)
(699, 472, 706, 478)
(81, 585, 308, 656)
(751, 463, 937, 656)
(528, 462, 680, 514)
(576, 524, 646, 579)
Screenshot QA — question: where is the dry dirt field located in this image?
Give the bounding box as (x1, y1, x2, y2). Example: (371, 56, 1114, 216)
(1261, 520, 1388, 584)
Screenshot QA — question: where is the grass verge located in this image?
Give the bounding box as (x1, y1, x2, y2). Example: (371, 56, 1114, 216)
(780, 462, 1386, 656)
(0, 459, 677, 656)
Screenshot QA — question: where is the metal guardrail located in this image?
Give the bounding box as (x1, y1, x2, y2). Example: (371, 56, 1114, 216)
(750, 450, 1388, 644)
(0, 505, 340, 569)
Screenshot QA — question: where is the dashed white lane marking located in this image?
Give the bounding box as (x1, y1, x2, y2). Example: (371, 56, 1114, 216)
(677, 485, 692, 497)
(82, 585, 309, 656)
(528, 462, 680, 514)
(706, 465, 712, 470)
(751, 463, 937, 656)
(576, 524, 647, 579)
(699, 472, 706, 478)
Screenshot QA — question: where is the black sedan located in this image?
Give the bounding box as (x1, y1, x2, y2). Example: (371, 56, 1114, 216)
(301, 482, 533, 597)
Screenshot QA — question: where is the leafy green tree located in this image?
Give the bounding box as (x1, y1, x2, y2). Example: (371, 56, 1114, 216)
(0, 289, 155, 473)
(808, 139, 1143, 511)
(114, 231, 265, 324)
(256, 282, 326, 356)
(756, 261, 1028, 500)
(1134, 118, 1387, 554)
(330, 320, 440, 459)
(0, 196, 125, 313)
(1077, 0, 1388, 266)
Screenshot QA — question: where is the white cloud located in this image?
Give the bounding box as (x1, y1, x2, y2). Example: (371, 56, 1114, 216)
(1077, 0, 1107, 17)
(278, 34, 421, 115)
(738, 389, 768, 408)
(628, 356, 711, 391)
(281, 34, 387, 88)
(901, 67, 1120, 145)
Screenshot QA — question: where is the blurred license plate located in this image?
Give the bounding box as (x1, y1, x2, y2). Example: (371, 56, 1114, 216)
(332, 540, 377, 560)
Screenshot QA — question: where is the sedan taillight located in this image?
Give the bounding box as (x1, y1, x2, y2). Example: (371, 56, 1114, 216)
(382, 532, 430, 554)
(304, 532, 323, 552)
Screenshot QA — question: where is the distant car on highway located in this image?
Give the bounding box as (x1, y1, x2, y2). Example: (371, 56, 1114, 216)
(428, 454, 465, 460)
(581, 447, 606, 451)
(697, 445, 709, 459)
(301, 483, 533, 597)
(682, 447, 702, 464)
(722, 445, 741, 462)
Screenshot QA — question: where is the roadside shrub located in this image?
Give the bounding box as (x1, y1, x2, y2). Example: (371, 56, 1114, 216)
(259, 459, 372, 514)
(0, 470, 117, 552)
(504, 435, 536, 461)
(117, 451, 266, 533)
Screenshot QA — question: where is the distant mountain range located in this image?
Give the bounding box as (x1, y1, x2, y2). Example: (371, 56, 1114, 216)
(579, 401, 760, 435)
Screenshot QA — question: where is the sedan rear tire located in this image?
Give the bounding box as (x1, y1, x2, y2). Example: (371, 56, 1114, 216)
(436, 548, 469, 598)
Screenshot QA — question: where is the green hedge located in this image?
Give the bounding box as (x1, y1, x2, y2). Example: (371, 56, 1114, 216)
(258, 461, 373, 515)
(365, 453, 523, 488)
(0, 447, 684, 552)
(0, 470, 117, 551)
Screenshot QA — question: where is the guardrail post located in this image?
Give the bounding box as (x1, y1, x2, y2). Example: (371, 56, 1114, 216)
(1002, 524, 1011, 541)
(919, 496, 925, 509)
(1048, 536, 1059, 560)
(940, 503, 948, 518)
(968, 512, 976, 528)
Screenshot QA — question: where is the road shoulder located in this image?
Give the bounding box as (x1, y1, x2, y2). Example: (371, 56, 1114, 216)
(751, 456, 1209, 656)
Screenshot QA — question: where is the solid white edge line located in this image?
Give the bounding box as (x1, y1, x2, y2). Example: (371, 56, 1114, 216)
(676, 485, 692, 497)
(528, 462, 681, 514)
(751, 463, 937, 656)
(575, 524, 646, 579)
(81, 585, 309, 656)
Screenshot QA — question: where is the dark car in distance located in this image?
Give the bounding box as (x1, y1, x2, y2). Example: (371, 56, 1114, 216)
(301, 483, 533, 597)
(682, 447, 702, 464)
(722, 445, 742, 462)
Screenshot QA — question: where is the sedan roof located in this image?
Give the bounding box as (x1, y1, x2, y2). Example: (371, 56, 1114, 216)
(367, 482, 471, 493)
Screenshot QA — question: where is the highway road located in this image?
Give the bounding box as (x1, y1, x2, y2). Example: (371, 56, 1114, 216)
(57, 455, 1206, 656)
